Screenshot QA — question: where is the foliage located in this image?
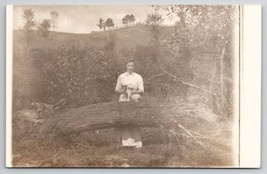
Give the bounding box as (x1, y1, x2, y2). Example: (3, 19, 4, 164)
(146, 13, 163, 26)
(22, 8, 36, 43)
(38, 19, 51, 38)
(50, 11, 59, 31)
(31, 44, 119, 106)
(23, 8, 36, 31)
(105, 18, 115, 30)
(122, 14, 136, 26)
(145, 13, 164, 42)
(96, 17, 105, 30)
(151, 5, 238, 117)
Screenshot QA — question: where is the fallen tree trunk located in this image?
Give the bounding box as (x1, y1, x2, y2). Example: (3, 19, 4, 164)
(40, 101, 217, 135)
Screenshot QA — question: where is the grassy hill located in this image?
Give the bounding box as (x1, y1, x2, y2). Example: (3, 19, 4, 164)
(14, 24, 173, 51)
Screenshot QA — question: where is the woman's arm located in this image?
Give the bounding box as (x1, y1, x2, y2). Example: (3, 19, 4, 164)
(115, 76, 127, 94)
(116, 85, 127, 94)
(131, 77, 144, 94)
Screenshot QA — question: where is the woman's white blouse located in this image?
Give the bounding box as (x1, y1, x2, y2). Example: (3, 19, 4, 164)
(115, 72, 144, 93)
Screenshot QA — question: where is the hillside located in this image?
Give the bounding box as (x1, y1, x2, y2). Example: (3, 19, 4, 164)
(13, 24, 173, 51)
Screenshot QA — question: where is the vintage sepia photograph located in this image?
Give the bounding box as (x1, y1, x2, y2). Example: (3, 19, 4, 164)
(6, 4, 249, 167)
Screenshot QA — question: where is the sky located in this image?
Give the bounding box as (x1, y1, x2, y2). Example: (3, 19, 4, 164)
(13, 5, 177, 34)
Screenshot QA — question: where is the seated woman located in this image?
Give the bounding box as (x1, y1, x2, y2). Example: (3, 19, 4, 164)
(115, 59, 144, 148)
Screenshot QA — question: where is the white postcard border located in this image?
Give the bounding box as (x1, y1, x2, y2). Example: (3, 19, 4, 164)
(239, 5, 261, 168)
(6, 5, 13, 168)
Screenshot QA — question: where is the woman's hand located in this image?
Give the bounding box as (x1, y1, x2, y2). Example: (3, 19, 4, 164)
(120, 85, 127, 94)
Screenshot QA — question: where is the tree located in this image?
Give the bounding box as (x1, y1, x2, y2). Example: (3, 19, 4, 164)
(23, 8, 36, 31)
(129, 14, 136, 24)
(122, 14, 136, 27)
(22, 8, 36, 43)
(122, 14, 130, 26)
(105, 18, 115, 30)
(96, 17, 105, 30)
(38, 19, 51, 38)
(50, 11, 59, 31)
(146, 13, 163, 26)
(151, 5, 239, 117)
(145, 13, 164, 43)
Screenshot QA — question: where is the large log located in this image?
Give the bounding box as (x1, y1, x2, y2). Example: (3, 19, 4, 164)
(40, 101, 216, 135)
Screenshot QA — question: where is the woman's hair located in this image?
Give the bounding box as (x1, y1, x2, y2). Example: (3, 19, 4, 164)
(126, 59, 135, 64)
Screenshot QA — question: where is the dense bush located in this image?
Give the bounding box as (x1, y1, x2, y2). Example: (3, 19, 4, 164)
(31, 43, 119, 106)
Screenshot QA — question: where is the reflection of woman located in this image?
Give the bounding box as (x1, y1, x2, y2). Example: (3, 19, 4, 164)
(115, 60, 144, 148)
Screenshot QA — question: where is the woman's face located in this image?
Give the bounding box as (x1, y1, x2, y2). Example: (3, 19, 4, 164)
(127, 62, 135, 73)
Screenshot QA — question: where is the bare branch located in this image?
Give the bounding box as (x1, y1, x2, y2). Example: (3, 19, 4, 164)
(178, 124, 204, 147)
(160, 67, 217, 96)
(145, 73, 166, 82)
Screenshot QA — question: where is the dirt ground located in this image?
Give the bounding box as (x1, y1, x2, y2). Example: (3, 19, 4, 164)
(11, 111, 235, 168)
